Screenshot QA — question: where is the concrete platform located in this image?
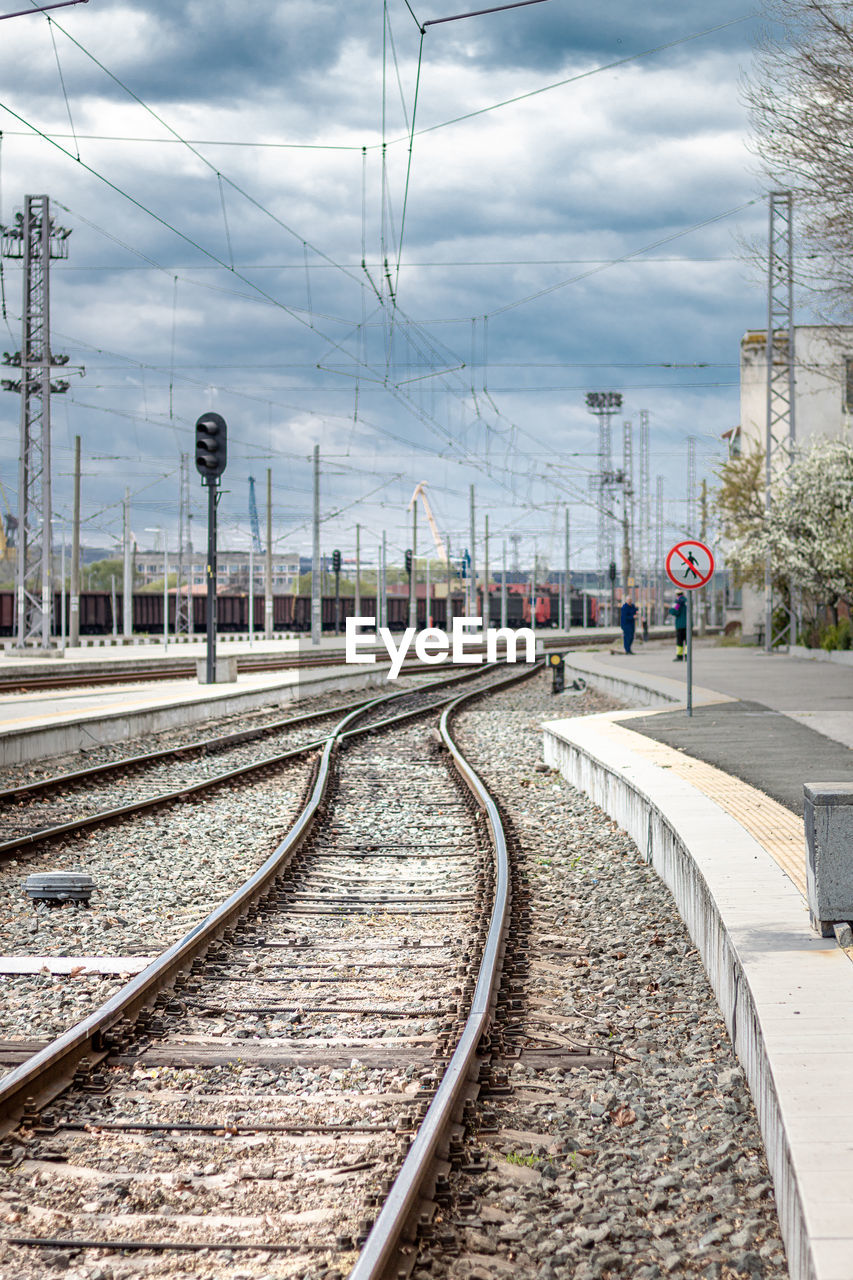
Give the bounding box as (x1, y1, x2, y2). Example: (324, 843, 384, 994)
(543, 645, 853, 1280)
(0, 660, 403, 767)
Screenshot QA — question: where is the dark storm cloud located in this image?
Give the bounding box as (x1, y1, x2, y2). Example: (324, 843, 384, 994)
(0, 0, 769, 565)
(7, 0, 360, 104)
(417, 0, 758, 73)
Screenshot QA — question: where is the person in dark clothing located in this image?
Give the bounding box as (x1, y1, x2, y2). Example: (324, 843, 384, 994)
(620, 596, 638, 654)
(670, 591, 687, 660)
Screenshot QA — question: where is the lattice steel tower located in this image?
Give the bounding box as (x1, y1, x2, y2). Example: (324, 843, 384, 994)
(1, 196, 70, 648)
(686, 436, 697, 536)
(638, 410, 650, 615)
(621, 420, 634, 594)
(585, 391, 622, 615)
(765, 190, 796, 650)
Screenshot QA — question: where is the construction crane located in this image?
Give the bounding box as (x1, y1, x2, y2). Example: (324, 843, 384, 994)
(248, 476, 263, 554)
(408, 483, 448, 563)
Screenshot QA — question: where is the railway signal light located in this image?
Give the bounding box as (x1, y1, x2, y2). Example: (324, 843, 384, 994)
(405, 549, 412, 574)
(332, 549, 342, 573)
(195, 412, 228, 481)
(549, 651, 565, 694)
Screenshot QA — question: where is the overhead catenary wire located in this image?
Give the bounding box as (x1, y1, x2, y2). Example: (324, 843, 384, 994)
(0, 5, 734, 545)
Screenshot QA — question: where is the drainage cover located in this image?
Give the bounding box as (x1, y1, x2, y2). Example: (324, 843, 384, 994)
(24, 872, 96, 905)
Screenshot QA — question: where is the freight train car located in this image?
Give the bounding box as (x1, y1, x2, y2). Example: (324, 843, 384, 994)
(0, 584, 598, 637)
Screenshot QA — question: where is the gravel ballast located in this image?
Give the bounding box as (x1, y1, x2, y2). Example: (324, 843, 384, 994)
(418, 672, 788, 1280)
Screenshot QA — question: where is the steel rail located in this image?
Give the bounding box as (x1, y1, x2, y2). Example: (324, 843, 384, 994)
(0, 630, 683, 694)
(0, 663, 525, 1135)
(0, 692, 407, 804)
(0, 665, 490, 860)
(0, 651, 428, 693)
(349, 659, 539, 1280)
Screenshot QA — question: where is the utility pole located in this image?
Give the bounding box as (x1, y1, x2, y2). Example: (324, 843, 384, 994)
(311, 446, 320, 646)
(446, 534, 453, 632)
(564, 507, 571, 632)
(483, 514, 489, 627)
(265, 468, 273, 639)
(249, 544, 254, 643)
(501, 539, 507, 629)
(699, 478, 708, 637)
(409, 499, 418, 629)
(122, 487, 132, 638)
(176, 454, 191, 635)
(530, 550, 537, 632)
(655, 476, 665, 625)
(70, 434, 80, 647)
(469, 485, 477, 618)
(687, 437, 697, 536)
(425, 554, 431, 627)
(381, 530, 387, 630)
(1, 195, 71, 649)
(355, 523, 361, 619)
(622, 420, 633, 599)
(639, 411, 650, 631)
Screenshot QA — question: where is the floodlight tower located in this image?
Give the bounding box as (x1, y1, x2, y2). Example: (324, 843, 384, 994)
(586, 391, 622, 623)
(1, 196, 71, 649)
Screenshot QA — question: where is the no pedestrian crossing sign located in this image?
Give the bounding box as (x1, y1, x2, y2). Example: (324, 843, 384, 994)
(665, 539, 715, 590)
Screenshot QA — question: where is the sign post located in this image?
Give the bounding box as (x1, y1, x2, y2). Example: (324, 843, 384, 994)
(664, 539, 715, 718)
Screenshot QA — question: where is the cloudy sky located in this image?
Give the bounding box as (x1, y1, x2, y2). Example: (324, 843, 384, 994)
(0, 0, 778, 574)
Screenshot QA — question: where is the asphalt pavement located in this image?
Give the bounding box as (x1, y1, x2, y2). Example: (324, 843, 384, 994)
(574, 639, 853, 815)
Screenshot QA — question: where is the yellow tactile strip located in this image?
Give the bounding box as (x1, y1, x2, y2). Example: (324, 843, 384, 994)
(590, 713, 807, 897)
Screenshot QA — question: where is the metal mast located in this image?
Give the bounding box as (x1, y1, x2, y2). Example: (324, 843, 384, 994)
(176, 452, 193, 635)
(248, 475, 263, 554)
(1, 196, 70, 649)
(586, 391, 622, 622)
(765, 190, 796, 651)
(686, 437, 697, 536)
(621, 419, 634, 596)
(655, 476, 665, 625)
(639, 411, 650, 621)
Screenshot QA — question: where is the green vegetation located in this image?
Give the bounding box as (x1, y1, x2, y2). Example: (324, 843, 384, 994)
(506, 1151, 539, 1167)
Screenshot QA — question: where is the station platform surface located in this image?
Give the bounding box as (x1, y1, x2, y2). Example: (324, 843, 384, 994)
(544, 640, 853, 1280)
(0, 641, 407, 766)
(557, 639, 853, 812)
(0, 628, 624, 767)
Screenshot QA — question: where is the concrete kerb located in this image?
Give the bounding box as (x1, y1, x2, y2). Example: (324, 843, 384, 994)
(0, 665, 398, 768)
(543, 709, 853, 1280)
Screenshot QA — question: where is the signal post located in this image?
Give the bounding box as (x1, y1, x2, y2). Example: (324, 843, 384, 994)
(195, 412, 227, 683)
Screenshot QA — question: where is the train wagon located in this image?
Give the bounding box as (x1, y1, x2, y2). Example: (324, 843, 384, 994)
(0, 583, 600, 638)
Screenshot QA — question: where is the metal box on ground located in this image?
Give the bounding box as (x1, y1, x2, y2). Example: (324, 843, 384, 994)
(804, 782, 853, 936)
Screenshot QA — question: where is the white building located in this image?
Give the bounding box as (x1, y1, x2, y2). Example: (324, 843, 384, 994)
(135, 549, 300, 593)
(732, 325, 853, 637)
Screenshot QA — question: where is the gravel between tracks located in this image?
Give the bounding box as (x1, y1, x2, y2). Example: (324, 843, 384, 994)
(0, 684, 393, 792)
(0, 766, 313, 1051)
(422, 671, 788, 1280)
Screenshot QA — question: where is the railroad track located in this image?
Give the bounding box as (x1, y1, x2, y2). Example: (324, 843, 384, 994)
(0, 671, 479, 858)
(0, 629, 682, 694)
(0, 659, 541, 1279)
(0, 650, 425, 695)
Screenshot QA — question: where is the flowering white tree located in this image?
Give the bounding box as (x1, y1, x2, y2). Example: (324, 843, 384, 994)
(723, 437, 853, 606)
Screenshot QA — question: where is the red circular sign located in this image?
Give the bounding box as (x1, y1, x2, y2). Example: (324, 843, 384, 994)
(665, 540, 715, 589)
